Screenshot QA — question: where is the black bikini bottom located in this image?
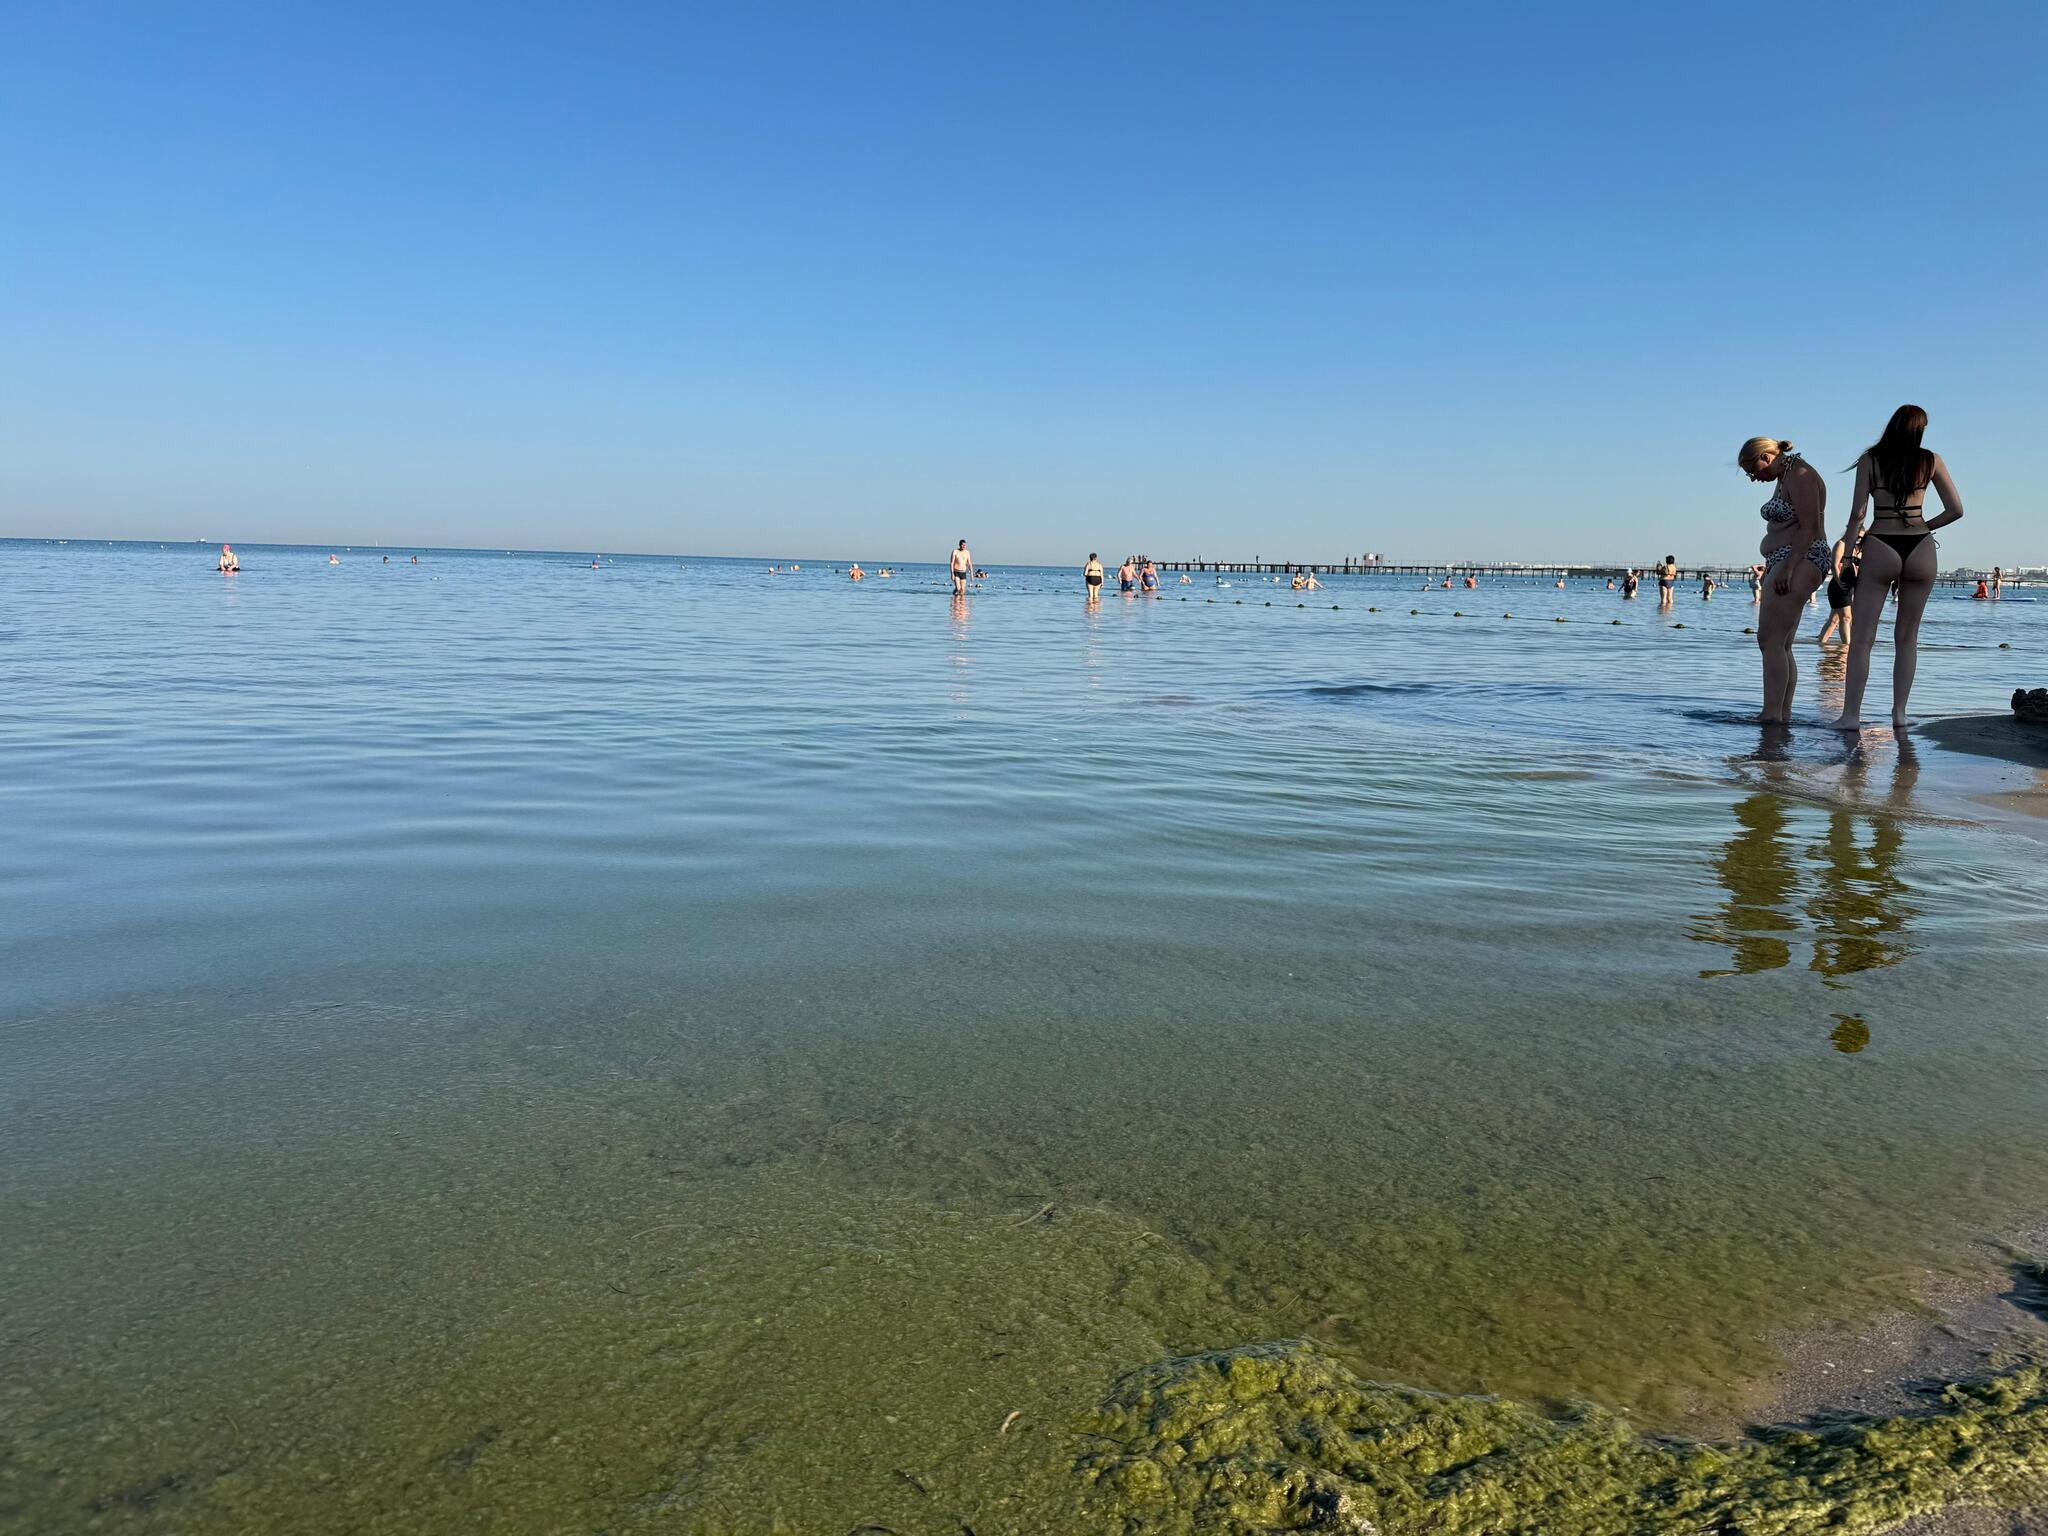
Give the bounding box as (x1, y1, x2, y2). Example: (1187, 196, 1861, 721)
(1870, 531, 1929, 561)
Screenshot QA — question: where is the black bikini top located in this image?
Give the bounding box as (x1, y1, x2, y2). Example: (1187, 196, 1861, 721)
(1870, 453, 1927, 519)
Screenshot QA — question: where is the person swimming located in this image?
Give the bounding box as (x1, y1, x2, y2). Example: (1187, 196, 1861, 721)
(218, 544, 239, 573)
(849, 563, 865, 581)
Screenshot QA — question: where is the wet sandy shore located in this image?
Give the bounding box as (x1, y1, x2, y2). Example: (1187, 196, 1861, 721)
(1710, 1220, 2048, 1532)
(1921, 714, 2048, 824)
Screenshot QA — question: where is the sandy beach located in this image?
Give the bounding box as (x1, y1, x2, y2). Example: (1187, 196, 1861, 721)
(1745, 1232, 2048, 1534)
(1919, 713, 2048, 825)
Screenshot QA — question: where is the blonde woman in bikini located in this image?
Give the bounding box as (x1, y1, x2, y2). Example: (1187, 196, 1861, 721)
(1832, 404, 1963, 731)
(1737, 436, 1828, 724)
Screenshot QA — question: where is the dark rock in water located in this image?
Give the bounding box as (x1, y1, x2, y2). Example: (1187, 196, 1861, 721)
(2014, 687, 2048, 725)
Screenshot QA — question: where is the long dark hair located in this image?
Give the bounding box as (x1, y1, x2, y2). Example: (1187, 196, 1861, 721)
(1855, 404, 1932, 502)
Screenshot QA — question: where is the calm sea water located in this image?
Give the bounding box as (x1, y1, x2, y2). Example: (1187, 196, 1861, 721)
(3, 539, 2046, 1532)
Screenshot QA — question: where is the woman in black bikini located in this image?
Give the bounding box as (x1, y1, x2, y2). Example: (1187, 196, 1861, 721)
(1832, 405, 1964, 731)
(1815, 536, 1860, 646)
(1737, 436, 1829, 724)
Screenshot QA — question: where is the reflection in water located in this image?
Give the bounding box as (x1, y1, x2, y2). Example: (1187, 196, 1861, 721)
(1831, 1014, 1871, 1052)
(1693, 747, 1919, 999)
(1813, 641, 1848, 716)
(1806, 810, 1910, 984)
(1695, 794, 1798, 976)
(948, 593, 973, 703)
(1807, 740, 1919, 986)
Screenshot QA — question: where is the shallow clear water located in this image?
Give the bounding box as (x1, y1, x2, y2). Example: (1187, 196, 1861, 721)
(3, 540, 2046, 1531)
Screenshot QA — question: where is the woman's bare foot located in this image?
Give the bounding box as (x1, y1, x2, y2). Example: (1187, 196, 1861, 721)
(1829, 714, 1863, 732)
(1891, 713, 1911, 731)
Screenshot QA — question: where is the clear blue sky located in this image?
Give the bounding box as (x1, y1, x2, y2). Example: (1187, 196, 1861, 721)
(2, 1, 2042, 565)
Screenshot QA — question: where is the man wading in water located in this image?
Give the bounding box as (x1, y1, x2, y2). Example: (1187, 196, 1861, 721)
(950, 539, 973, 596)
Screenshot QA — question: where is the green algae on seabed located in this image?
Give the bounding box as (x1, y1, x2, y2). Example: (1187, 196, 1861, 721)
(1078, 1342, 2048, 1535)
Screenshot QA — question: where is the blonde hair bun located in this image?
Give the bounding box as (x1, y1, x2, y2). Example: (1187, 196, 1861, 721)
(1737, 435, 1795, 467)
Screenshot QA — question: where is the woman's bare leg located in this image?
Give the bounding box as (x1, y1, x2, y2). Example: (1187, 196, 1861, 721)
(1755, 578, 1806, 723)
(1888, 539, 1940, 726)
(1835, 542, 1900, 729)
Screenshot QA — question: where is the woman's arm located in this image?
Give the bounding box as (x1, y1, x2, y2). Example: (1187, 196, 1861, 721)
(1776, 464, 1827, 593)
(1792, 461, 1827, 544)
(1841, 454, 1871, 544)
(1925, 453, 1964, 531)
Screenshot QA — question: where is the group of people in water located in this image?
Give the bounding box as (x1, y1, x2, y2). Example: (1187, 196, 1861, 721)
(1739, 404, 1962, 731)
(228, 407, 1977, 742)
(1083, 554, 1153, 600)
(217, 545, 424, 571)
(1051, 405, 1972, 735)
